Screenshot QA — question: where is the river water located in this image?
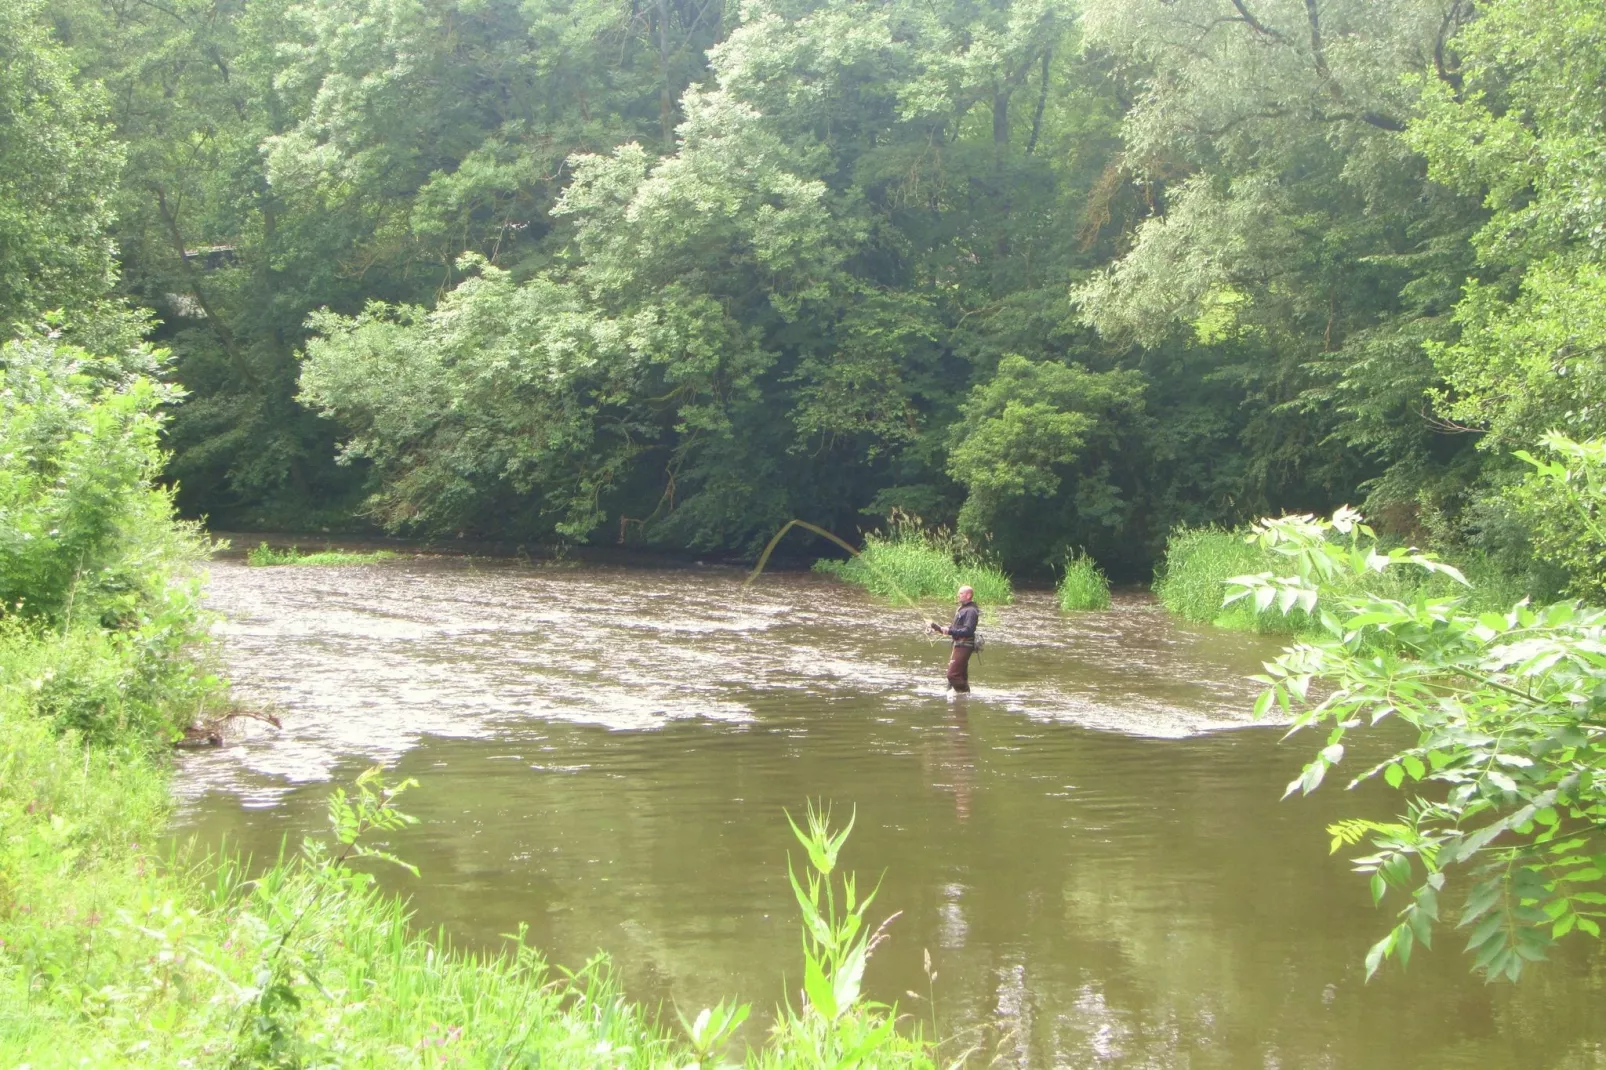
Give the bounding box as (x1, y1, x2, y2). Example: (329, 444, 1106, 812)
(173, 556, 1606, 1068)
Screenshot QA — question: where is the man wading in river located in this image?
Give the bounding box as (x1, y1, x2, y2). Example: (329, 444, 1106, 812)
(929, 586, 980, 694)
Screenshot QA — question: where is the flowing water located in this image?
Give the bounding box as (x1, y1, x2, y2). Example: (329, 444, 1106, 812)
(173, 555, 1606, 1068)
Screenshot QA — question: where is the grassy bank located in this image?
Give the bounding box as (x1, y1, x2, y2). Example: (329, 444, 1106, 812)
(247, 542, 400, 566)
(1, 655, 937, 1066)
(0, 637, 688, 1066)
(1153, 524, 1535, 633)
(815, 520, 1012, 606)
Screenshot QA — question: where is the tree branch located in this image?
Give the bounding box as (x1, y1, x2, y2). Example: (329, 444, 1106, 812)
(1227, 0, 1287, 43)
(1434, 0, 1470, 92)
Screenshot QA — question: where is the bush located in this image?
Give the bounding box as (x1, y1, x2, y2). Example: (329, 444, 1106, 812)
(1056, 551, 1112, 611)
(0, 336, 205, 628)
(815, 515, 1012, 605)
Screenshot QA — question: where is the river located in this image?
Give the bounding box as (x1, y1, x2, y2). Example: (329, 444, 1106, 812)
(172, 554, 1606, 1068)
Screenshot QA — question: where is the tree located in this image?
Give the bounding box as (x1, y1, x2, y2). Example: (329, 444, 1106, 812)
(1410, 0, 1606, 469)
(50, 0, 716, 527)
(1074, 0, 1487, 535)
(0, 0, 123, 338)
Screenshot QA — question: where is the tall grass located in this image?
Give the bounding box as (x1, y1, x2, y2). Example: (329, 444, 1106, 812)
(1152, 526, 1297, 631)
(815, 515, 1013, 605)
(1057, 552, 1112, 611)
(1154, 524, 1539, 634)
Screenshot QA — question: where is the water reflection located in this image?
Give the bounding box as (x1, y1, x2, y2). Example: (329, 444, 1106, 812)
(173, 557, 1606, 1068)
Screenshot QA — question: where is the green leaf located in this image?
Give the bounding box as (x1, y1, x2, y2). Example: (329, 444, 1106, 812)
(803, 951, 836, 1021)
(1364, 934, 1390, 979)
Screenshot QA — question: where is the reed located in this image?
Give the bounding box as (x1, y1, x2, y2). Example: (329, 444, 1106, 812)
(814, 514, 1013, 606)
(1056, 552, 1112, 611)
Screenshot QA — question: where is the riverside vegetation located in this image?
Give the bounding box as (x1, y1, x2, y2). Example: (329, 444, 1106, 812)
(0, 336, 940, 1066)
(812, 516, 1013, 607)
(246, 543, 399, 567)
(7, 0, 1606, 1042)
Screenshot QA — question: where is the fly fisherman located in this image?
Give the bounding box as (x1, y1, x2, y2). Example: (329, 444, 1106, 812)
(929, 585, 980, 693)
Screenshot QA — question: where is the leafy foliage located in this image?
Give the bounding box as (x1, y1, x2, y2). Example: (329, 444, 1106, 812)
(0, 0, 123, 335)
(1512, 435, 1606, 602)
(0, 336, 201, 624)
(1231, 485, 1606, 981)
(19, 0, 1589, 594)
(1403, 0, 1606, 581)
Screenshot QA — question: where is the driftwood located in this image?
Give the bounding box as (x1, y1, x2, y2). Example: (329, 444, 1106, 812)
(176, 707, 282, 748)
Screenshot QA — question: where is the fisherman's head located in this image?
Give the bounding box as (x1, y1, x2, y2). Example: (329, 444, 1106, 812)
(957, 585, 974, 605)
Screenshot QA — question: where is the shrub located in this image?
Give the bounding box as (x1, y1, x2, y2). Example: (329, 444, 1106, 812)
(1056, 551, 1112, 611)
(0, 336, 207, 627)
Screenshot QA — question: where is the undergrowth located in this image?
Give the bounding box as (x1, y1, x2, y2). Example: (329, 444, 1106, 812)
(815, 515, 1012, 606)
(247, 543, 399, 567)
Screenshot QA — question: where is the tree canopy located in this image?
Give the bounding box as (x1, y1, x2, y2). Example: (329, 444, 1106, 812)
(0, 0, 1597, 586)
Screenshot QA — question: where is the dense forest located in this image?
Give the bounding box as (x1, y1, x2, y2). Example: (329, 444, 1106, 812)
(7, 0, 1605, 581)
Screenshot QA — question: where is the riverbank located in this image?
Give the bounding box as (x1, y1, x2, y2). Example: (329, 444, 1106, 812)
(0, 342, 932, 1067)
(0, 614, 937, 1067)
(0, 631, 686, 1066)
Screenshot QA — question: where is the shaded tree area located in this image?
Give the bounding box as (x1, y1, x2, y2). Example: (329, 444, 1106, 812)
(15, 0, 1605, 580)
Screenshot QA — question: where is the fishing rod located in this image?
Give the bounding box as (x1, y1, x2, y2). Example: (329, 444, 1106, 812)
(742, 518, 949, 636)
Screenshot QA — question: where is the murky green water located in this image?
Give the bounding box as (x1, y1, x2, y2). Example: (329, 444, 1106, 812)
(174, 557, 1606, 1067)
